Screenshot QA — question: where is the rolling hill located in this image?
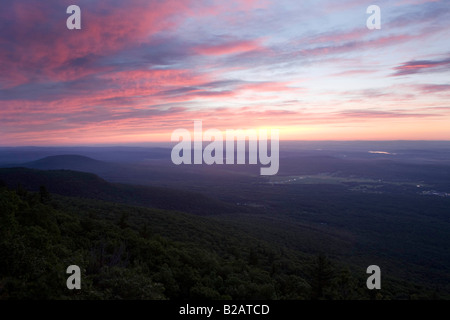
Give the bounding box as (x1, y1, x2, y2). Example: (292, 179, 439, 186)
(23, 155, 110, 171)
(0, 167, 241, 215)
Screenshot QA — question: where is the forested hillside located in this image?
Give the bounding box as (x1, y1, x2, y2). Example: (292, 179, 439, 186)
(0, 167, 239, 215)
(0, 182, 442, 299)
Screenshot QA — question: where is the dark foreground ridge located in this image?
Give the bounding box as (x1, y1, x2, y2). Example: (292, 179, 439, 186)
(0, 167, 239, 215)
(0, 184, 443, 300)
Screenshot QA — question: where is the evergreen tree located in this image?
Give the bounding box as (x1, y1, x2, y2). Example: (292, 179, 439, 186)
(308, 254, 335, 300)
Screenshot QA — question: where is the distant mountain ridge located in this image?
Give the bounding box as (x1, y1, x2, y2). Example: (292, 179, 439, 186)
(0, 167, 240, 215)
(23, 154, 111, 171)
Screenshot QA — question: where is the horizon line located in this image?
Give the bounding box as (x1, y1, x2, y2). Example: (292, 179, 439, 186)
(2, 139, 450, 148)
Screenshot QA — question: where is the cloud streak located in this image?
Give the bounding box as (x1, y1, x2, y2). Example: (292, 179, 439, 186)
(392, 57, 450, 76)
(0, 0, 449, 145)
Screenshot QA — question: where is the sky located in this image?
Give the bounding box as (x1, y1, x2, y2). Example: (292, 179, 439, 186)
(0, 0, 449, 145)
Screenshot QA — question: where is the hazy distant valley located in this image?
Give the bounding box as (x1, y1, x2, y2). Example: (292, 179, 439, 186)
(1, 141, 449, 299)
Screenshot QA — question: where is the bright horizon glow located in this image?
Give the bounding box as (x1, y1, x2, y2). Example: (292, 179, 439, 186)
(2, 138, 450, 148)
(1, 0, 449, 146)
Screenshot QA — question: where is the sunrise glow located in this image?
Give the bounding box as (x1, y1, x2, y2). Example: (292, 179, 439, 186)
(1, 0, 449, 145)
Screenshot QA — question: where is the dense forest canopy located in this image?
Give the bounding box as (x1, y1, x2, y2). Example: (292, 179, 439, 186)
(0, 181, 444, 299)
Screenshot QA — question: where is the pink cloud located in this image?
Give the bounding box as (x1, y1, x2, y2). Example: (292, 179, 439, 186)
(308, 29, 368, 44)
(392, 57, 450, 76)
(300, 34, 418, 58)
(194, 39, 265, 56)
(239, 81, 297, 92)
(337, 109, 439, 119)
(0, 0, 191, 86)
(330, 69, 378, 77)
(1, 101, 447, 145)
(416, 84, 450, 93)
